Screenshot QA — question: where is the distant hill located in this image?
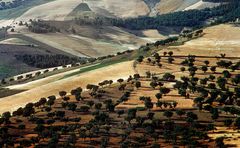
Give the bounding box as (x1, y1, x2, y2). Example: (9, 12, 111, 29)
(6, 0, 222, 22)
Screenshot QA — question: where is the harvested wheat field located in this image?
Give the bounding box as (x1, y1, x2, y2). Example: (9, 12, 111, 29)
(0, 61, 135, 113)
(17, 0, 150, 21)
(20, 27, 148, 57)
(117, 80, 194, 110)
(17, 0, 83, 21)
(184, 0, 220, 10)
(156, 0, 199, 14)
(174, 24, 240, 57)
(208, 127, 240, 147)
(87, 0, 150, 18)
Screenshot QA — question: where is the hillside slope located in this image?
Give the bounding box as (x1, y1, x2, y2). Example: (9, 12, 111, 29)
(13, 23, 162, 58)
(0, 61, 135, 113)
(17, 0, 150, 21)
(0, 0, 223, 29)
(14, 0, 221, 21)
(155, 0, 200, 14)
(178, 24, 240, 57)
(1, 24, 240, 113)
(184, 0, 221, 10)
(17, 0, 83, 21)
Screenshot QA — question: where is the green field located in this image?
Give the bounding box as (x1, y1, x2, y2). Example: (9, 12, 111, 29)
(0, 65, 14, 78)
(0, 88, 26, 98)
(62, 58, 130, 79)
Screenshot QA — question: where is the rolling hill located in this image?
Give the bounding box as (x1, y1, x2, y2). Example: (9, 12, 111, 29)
(0, 0, 225, 79)
(1, 23, 239, 113)
(0, 1, 240, 147)
(0, 0, 222, 22)
(0, 23, 240, 147)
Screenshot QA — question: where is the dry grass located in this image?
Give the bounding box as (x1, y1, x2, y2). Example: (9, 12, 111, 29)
(18, 26, 151, 57)
(156, 0, 199, 14)
(16, 0, 150, 20)
(17, 0, 82, 21)
(184, 0, 220, 10)
(0, 61, 135, 113)
(173, 24, 240, 57)
(117, 80, 194, 110)
(209, 127, 240, 147)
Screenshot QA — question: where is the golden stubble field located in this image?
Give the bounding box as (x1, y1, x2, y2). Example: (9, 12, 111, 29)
(0, 61, 135, 113)
(174, 24, 240, 58)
